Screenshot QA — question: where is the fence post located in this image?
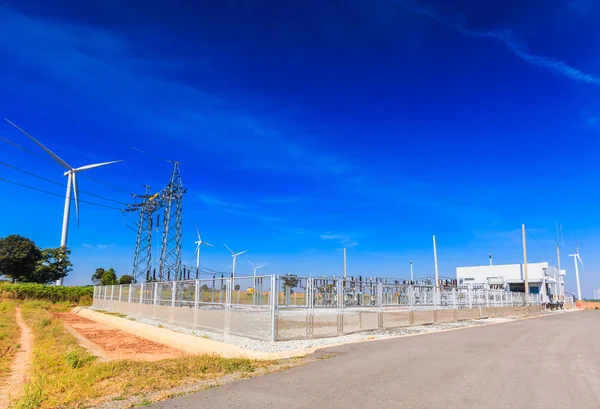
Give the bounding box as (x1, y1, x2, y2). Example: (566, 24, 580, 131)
(140, 282, 144, 304)
(194, 279, 200, 309)
(270, 275, 277, 341)
(128, 284, 132, 303)
(452, 287, 457, 309)
(171, 281, 177, 307)
(468, 287, 473, 309)
(119, 285, 122, 302)
(153, 282, 158, 305)
(485, 288, 489, 307)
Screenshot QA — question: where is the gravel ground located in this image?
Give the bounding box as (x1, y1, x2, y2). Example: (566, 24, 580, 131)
(90, 307, 574, 354)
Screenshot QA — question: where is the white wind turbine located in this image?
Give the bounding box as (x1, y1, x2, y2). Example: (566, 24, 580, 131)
(5, 119, 122, 286)
(192, 224, 214, 270)
(223, 243, 247, 278)
(247, 259, 264, 278)
(569, 243, 583, 301)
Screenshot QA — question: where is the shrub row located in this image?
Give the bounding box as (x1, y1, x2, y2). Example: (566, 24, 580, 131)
(0, 282, 93, 304)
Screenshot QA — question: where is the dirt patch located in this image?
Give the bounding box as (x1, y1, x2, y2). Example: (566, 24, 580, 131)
(576, 301, 600, 310)
(53, 313, 185, 361)
(0, 307, 33, 409)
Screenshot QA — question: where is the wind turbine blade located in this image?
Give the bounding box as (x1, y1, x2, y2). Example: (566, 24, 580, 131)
(74, 160, 122, 172)
(191, 245, 199, 258)
(72, 173, 80, 227)
(5, 118, 72, 169)
(235, 250, 247, 257)
(223, 243, 234, 255)
(247, 259, 255, 268)
(257, 265, 264, 269)
(203, 242, 215, 248)
(577, 253, 583, 266)
(196, 224, 201, 240)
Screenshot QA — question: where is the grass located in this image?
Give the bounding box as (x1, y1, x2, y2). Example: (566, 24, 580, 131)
(12, 302, 268, 409)
(0, 301, 19, 381)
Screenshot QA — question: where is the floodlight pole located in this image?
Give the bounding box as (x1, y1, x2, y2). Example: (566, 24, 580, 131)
(433, 235, 439, 295)
(522, 224, 529, 304)
(343, 248, 347, 283)
(410, 260, 414, 283)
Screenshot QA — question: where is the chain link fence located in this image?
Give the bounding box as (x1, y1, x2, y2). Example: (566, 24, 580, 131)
(93, 275, 575, 341)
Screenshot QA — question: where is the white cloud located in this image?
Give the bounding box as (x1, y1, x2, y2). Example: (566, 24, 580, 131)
(83, 243, 112, 249)
(320, 233, 358, 247)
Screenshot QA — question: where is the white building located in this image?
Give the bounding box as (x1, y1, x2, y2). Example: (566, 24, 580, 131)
(456, 262, 566, 301)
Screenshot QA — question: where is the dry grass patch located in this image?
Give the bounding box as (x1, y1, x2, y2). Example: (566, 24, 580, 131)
(0, 301, 19, 382)
(12, 302, 268, 409)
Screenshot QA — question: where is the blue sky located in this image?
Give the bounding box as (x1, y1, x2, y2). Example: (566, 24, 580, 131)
(0, 0, 599, 296)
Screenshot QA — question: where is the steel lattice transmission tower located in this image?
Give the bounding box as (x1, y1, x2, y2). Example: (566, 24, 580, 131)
(126, 161, 186, 283)
(127, 186, 157, 282)
(159, 161, 185, 280)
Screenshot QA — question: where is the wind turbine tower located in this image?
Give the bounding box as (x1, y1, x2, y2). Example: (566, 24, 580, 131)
(193, 224, 214, 269)
(5, 119, 122, 286)
(247, 259, 264, 277)
(224, 244, 247, 278)
(569, 243, 583, 301)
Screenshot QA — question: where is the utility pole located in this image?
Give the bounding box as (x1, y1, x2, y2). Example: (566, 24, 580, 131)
(489, 253, 492, 266)
(522, 224, 529, 304)
(556, 245, 562, 299)
(433, 235, 439, 294)
(343, 247, 347, 283)
(410, 260, 414, 283)
(556, 223, 562, 300)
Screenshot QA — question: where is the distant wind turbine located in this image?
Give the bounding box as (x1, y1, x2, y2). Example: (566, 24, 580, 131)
(223, 243, 247, 278)
(5, 119, 122, 286)
(192, 224, 214, 270)
(247, 259, 264, 278)
(569, 242, 583, 301)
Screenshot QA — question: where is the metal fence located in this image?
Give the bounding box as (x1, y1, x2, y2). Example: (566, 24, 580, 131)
(93, 275, 575, 341)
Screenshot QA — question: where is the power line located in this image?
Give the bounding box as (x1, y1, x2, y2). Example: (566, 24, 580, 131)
(525, 227, 544, 249)
(1, 135, 133, 197)
(0, 161, 129, 205)
(0, 177, 122, 210)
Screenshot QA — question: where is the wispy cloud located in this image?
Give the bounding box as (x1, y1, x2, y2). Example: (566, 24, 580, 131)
(197, 193, 283, 224)
(0, 6, 353, 178)
(473, 228, 547, 247)
(394, 0, 600, 86)
(320, 233, 358, 247)
(197, 194, 245, 209)
(83, 244, 112, 249)
(260, 196, 300, 205)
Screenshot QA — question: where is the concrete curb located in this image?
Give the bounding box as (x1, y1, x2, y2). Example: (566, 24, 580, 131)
(72, 307, 315, 360)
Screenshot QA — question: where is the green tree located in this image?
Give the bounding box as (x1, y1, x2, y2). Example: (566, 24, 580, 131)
(118, 275, 134, 285)
(100, 270, 118, 285)
(281, 274, 299, 294)
(0, 235, 42, 283)
(32, 247, 73, 284)
(91, 268, 105, 284)
(200, 284, 209, 291)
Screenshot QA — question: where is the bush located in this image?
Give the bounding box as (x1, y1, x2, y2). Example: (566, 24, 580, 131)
(0, 282, 93, 304)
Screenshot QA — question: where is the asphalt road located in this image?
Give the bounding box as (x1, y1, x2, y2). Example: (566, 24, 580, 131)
(152, 311, 600, 409)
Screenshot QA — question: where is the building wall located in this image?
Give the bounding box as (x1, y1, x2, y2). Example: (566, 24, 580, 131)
(456, 262, 550, 285)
